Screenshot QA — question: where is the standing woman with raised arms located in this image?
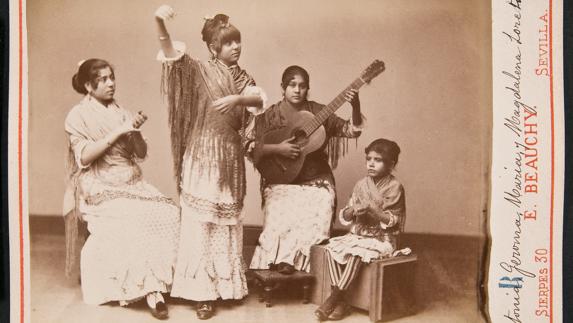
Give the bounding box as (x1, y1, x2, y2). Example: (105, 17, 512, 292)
(154, 4, 267, 320)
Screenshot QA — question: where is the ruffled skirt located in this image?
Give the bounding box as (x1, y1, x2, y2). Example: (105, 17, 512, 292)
(79, 180, 180, 305)
(250, 182, 335, 272)
(170, 203, 248, 301)
(325, 233, 395, 265)
(172, 149, 248, 301)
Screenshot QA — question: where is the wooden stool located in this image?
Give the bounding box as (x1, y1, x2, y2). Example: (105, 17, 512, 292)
(310, 245, 417, 322)
(251, 269, 314, 307)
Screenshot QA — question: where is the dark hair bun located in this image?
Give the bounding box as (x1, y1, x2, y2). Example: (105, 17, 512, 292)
(72, 73, 87, 94)
(201, 14, 230, 43)
(71, 58, 112, 95)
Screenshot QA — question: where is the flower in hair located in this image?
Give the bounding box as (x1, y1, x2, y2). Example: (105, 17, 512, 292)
(214, 14, 230, 27)
(204, 14, 230, 27)
(77, 59, 86, 67)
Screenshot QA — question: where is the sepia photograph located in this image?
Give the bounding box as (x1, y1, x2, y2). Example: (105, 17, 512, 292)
(23, 0, 492, 322)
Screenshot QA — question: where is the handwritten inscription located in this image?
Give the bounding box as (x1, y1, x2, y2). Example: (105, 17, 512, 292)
(495, 0, 552, 321)
(502, 0, 522, 44)
(497, 1, 545, 322)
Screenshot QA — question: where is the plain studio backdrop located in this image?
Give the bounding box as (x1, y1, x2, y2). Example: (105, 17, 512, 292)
(27, 0, 491, 237)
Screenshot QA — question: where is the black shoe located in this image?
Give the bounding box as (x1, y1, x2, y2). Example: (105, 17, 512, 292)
(149, 301, 168, 320)
(314, 287, 343, 321)
(314, 304, 335, 321)
(328, 302, 350, 321)
(196, 301, 215, 320)
(277, 262, 295, 275)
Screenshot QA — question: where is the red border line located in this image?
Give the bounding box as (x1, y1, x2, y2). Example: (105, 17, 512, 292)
(13, 1, 560, 323)
(18, 0, 24, 322)
(548, 0, 555, 321)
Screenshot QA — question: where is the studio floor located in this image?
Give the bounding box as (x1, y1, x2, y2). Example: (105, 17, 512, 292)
(31, 233, 486, 323)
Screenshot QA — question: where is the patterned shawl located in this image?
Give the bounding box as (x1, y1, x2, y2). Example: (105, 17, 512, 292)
(351, 175, 406, 232)
(63, 96, 136, 277)
(161, 56, 255, 194)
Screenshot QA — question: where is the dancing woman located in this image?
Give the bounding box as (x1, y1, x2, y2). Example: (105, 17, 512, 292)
(154, 5, 267, 320)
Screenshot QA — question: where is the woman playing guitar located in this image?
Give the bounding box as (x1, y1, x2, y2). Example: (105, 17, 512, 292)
(248, 65, 364, 274)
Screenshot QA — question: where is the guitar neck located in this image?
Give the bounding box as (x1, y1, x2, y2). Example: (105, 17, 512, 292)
(302, 77, 366, 135)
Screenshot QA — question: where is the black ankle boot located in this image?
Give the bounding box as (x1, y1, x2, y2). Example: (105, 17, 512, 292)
(277, 262, 296, 275)
(196, 301, 215, 320)
(314, 287, 344, 320)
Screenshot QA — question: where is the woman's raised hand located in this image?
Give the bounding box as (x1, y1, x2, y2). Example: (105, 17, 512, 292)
(344, 89, 360, 106)
(155, 5, 177, 57)
(116, 112, 147, 135)
(132, 111, 148, 129)
(155, 5, 176, 21)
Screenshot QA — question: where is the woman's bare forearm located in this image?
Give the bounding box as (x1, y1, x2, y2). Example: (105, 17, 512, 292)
(240, 95, 263, 108)
(80, 130, 122, 165)
(155, 17, 177, 58)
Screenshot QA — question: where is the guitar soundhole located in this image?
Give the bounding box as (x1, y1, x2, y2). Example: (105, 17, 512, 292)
(292, 129, 308, 146)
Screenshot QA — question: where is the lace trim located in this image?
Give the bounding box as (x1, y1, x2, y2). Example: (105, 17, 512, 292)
(85, 190, 177, 206)
(181, 192, 242, 218)
(301, 179, 331, 189)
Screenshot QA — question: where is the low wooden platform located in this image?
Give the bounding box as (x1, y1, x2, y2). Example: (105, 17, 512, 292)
(251, 269, 315, 307)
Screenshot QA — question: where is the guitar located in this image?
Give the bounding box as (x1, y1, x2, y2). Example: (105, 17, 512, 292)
(256, 60, 385, 184)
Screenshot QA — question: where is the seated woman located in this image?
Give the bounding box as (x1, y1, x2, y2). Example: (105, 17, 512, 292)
(315, 138, 406, 321)
(249, 65, 364, 274)
(63, 58, 180, 320)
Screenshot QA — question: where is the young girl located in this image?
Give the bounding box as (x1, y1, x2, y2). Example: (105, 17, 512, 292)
(63, 59, 180, 320)
(248, 65, 364, 274)
(154, 5, 266, 320)
(314, 138, 406, 321)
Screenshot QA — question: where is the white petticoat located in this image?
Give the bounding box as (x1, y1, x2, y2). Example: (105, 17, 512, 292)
(325, 234, 394, 264)
(250, 182, 335, 272)
(80, 179, 180, 305)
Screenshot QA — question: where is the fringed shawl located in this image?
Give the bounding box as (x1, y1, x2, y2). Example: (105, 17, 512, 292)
(63, 166, 83, 279)
(161, 55, 255, 198)
(227, 63, 256, 92)
(62, 96, 135, 278)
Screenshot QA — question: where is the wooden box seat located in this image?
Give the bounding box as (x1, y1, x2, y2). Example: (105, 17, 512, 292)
(250, 269, 315, 307)
(310, 245, 418, 322)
